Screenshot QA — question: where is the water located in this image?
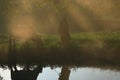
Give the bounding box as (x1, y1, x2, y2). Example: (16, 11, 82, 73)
(0, 67, 120, 80)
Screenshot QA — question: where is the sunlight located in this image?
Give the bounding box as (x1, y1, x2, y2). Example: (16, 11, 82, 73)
(20, 0, 33, 12)
(9, 16, 37, 41)
(68, 2, 93, 31)
(8, 0, 37, 42)
(72, 0, 120, 31)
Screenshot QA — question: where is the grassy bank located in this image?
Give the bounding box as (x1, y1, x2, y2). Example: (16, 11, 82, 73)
(0, 32, 120, 48)
(0, 32, 120, 66)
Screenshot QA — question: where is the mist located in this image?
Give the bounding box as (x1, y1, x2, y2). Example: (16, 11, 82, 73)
(0, 1, 120, 80)
(0, 0, 120, 34)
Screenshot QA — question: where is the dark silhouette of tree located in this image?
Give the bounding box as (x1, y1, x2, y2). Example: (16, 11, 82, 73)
(59, 66, 71, 80)
(50, 1, 72, 80)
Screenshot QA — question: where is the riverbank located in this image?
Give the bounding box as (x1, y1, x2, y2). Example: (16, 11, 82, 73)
(0, 32, 120, 67)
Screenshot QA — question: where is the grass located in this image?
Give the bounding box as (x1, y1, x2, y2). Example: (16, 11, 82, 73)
(0, 32, 120, 66)
(0, 32, 120, 48)
(70, 32, 120, 48)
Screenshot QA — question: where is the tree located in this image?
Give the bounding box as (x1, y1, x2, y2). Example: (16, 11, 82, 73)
(32, 0, 71, 45)
(49, 1, 72, 80)
(59, 66, 71, 80)
(51, 0, 71, 46)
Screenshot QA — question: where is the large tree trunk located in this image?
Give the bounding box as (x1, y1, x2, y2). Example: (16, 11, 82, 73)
(52, 1, 71, 80)
(52, 0, 71, 46)
(59, 66, 71, 80)
(58, 13, 71, 46)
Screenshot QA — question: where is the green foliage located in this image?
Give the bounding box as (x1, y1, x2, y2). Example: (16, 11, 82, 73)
(70, 32, 120, 48)
(42, 35, 61, 48)
(71, 32, 120, 40)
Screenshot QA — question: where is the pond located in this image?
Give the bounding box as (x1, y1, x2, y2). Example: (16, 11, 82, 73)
(0, 66, 120, 80)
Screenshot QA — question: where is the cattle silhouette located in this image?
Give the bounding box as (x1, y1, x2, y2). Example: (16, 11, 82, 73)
(7, 35, 44, 80)
(9, 65, 43, 80)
